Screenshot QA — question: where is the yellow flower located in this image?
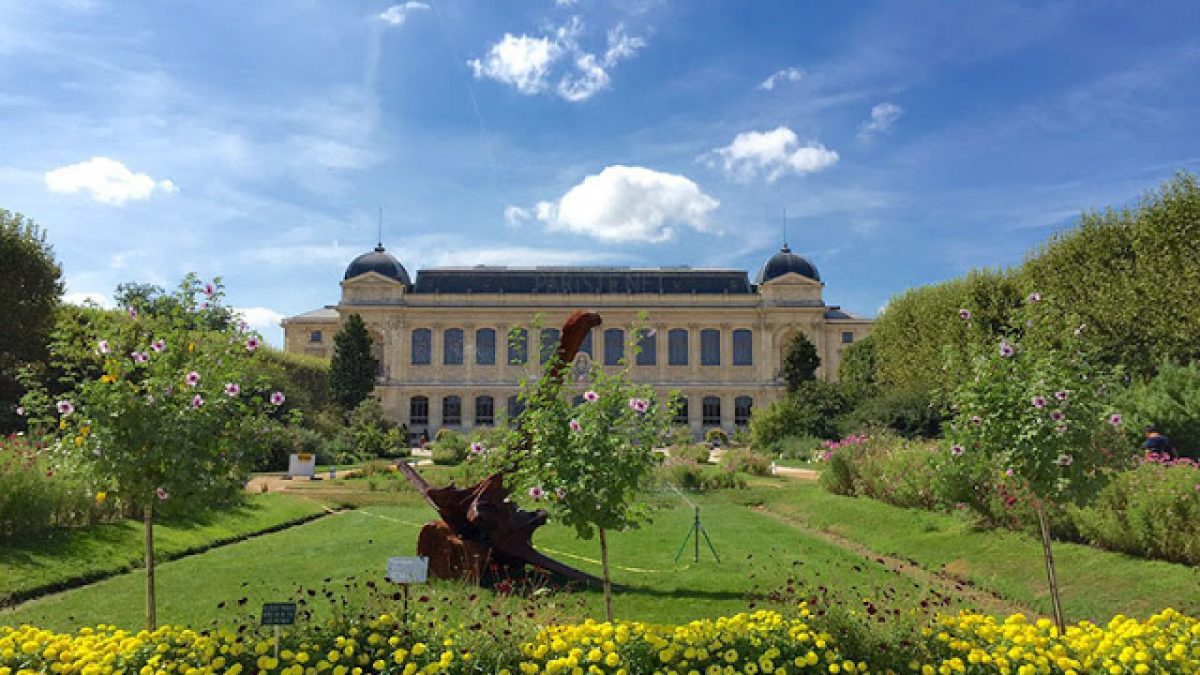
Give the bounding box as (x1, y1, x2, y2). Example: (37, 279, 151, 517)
(94, 492, 107, 504)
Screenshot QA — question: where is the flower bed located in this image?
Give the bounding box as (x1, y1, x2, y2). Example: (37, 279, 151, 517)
(3, 608, 1196, 674)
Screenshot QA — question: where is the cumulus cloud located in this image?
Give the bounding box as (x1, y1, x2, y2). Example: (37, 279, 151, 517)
(858, 102, 903, 140)
(706, 127, 838, 183)
(45, 157, 177, 205)
(378, 2, 429, 26)
(759, 66, 803, 90)
(512, 165, 719, 243)
(63, 291, 113, 308)
(470, 18, 643, 102)
(235, 306, 286, 335)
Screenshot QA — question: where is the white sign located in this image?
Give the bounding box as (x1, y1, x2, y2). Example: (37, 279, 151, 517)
(387, 556, 429, 584)
(287, 453, 316, 479)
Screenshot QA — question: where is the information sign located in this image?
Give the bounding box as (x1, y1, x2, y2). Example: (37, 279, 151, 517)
(386, 556, 429, 584)
(287, 453, 316, 479)
(260, 602, 297, 626)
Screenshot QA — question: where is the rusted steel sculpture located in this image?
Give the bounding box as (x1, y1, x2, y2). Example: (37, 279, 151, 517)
(398, 310, 604, 587)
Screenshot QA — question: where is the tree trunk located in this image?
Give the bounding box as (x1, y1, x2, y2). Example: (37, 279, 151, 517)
(1035, 503, 1065, 634)
(598, 527, 613, 623)
(144, 504, 157, 631)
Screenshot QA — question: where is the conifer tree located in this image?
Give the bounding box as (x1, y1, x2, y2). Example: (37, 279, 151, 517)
(781, 332, 820, 392)
(329, 314, 378, 411)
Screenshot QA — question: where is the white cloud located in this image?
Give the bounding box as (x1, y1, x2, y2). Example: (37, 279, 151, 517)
(523, 165, 719, 243)
(858, 102, 904, 140)
(470, 18, 643, 102)
(504, 205, 530, 225)
(378, 2, 429, 26)
(707, 127, 838, 183)
(469, 33, 562, 95)
(236, 306, 286, 335)
(45, 157, 178, 205)
(63, 291, 113, 308)
(759, 67, 803, 91)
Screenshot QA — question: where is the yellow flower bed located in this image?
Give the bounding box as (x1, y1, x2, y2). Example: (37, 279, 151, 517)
(1, 608, 1196, 674)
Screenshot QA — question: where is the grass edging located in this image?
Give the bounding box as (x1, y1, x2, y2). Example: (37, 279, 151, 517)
(1, 506, 347, 609)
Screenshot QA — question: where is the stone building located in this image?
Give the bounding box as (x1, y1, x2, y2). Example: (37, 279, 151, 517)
(282, 242, 872, 437)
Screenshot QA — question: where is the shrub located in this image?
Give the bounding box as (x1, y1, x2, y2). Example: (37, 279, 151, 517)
(730, 426, 751, 447)
(719, 447, 771, 476)
(659, 459, 747, 491)
(836, 387, 942, 438)
(673, 443, 711, 464)
(1119, 360, 1200, 459)
(818, 451, 856, 495)
(704, 428, 728, 446)
(0, 434, 119, 537)
(751, 381, 849, 448)
(764, 434, 824, 460)
(430, 429, 468, 465)
(665, 425, 693, 446)
(1072, 462, 1200, 565)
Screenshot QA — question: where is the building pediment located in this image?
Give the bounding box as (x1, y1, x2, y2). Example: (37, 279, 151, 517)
(340, 271, 406, 305)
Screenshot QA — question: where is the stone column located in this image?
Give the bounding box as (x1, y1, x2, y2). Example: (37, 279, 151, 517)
(464, 323, 475, 384)
(429, 392, 443, 431)
(655, 323, 667, 384)
(720, 393, 735, 435)
(687, 324, 700, 379)
(720, 323, 732, 371)
(463, 394, 476, 432)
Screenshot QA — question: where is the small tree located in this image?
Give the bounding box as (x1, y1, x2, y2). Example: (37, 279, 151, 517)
(329, 314, 378, 412)
(946, 293, 1124, 632)
(781, 332, 820, 391)
(512, 326, 670, 621)
(49, 278, 282, 629)
(837, 334, 877, 403)
(0, 210, 63, 433)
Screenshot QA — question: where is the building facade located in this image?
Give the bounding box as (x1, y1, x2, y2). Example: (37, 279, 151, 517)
(282, 243, 872, 437)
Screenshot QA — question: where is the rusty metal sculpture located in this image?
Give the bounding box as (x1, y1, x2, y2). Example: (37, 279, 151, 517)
(397, 310, 604, 587)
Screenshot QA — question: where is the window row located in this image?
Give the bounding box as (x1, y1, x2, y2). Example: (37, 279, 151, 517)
(407, 394, 753, 428)
(409, 327, 755, 366)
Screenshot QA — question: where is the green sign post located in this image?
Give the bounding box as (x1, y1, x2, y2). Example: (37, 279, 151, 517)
(260, 602, 297, 659)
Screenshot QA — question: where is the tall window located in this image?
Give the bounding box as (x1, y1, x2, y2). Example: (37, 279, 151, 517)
(409, 396, 429, 426)
(604, 328, 624, 366)
(672, 394, 689, 426)
(636, 329, 657, 366)
(442, 395, 462, 426)
(702, 396, 721, 426)
(579, 330, 593, 357)
(734, 396, 753, 427)
(700, 329, 721, 366)
(668, 329, 688, 366)
(475, 395, 494, 426)
(733, 329, 753, 366)
(540, 328, 560, 365)
(508, 328, 528, 365)
(411, 328, 431, 365)
(507, 395, 525, 420)
(444, 328, 464, 365)
(476, 328, 496, 365)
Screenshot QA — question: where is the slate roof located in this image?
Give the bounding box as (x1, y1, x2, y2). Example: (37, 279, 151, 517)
(411, 267, 754, 295)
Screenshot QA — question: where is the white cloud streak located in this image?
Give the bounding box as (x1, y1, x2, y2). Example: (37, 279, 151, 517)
(858, 102, 903, 140)
(44, 157, 178, 205)
(378, 2, 429, 26)
(511, 165, 719, 243)
(706, 127, 838, 183)
(759, 66, 804, 90)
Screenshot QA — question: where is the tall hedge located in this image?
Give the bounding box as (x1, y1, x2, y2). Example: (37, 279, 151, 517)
(1023, 172, 1200, 378)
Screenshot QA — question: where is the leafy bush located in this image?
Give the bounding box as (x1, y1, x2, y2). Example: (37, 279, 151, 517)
(0, 434, 119, 537)
(658, 459, 747, 491)
(730, 426, 751, 447)
(764, 434, 824, 460)
(751, 381, 849, 448)
(1119, 360, 1200, 459)
(430, 429, 468, 465)
(818, 452, 856, 496)
(673, 443, 711, 464)
(719, 447, 772, 476)
(665, 425, 694, 446)
(836, 387, 942, 438)
(704, 428, 728, 446)
(1072, 462, 1200, 565)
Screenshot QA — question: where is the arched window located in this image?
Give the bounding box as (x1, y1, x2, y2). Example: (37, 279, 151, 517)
(506, 395, 525, 420)
(671, 394, 689, 426)
(733, 329, 753, 366)
(442, 395, 462, 426)
(604, 328, 624, 366)
(475, 395, 494, 426)
(411, 328, 431, 365)
(476, 328, 496, 365)
(734, 396, 753, 427)
(668, 329, 688, 366)
(508, 328, 528, 365)
(444, 328, 464, 365)
(702, 396, 721, 426)
(540, 328, 560, 365)
(700, 329, 721, 366)
(409, 396, 429, 426)
(636, 328, 657, 366)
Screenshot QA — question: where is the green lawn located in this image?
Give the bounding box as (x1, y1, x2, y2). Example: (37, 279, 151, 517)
(0, 493, 329, 608)
(739, 481, 1200, 620)
(1, 485, 980, 631)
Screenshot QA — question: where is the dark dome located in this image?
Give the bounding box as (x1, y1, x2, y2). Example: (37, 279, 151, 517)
(344, 244, 411, 285)
(755, 244, 821, 284)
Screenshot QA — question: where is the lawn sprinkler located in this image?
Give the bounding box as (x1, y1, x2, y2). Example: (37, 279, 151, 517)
(666, 483, 720, 564)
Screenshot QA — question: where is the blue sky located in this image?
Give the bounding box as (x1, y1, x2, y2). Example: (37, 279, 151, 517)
(2, 0, 1199, 346)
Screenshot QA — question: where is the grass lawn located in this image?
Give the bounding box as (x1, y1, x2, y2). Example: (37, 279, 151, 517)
(739, 481, 1200, 620)
(0, 493, 330, 608)
(1, 481, 983, 631)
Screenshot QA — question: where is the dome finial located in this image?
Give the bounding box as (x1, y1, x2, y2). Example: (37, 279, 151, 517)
(781, 207, 790, 253)
(376, 206, 384, 251)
